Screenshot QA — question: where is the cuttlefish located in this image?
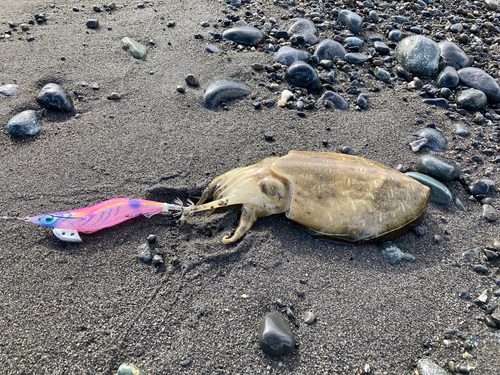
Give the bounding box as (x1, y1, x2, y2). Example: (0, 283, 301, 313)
(181, 151, 430, 244)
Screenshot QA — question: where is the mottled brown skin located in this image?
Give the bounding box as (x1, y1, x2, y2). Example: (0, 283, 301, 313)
(181, 151, 430, 244)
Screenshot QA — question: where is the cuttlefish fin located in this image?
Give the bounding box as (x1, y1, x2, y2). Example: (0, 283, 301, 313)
(222, 205, 257, 244)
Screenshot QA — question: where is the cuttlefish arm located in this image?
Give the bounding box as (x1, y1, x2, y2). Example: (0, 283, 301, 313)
(181, 157, 290, 244)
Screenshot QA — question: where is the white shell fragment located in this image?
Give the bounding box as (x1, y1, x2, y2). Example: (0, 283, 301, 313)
(409, 138, 428, 152)
(53, 228, 82, 242)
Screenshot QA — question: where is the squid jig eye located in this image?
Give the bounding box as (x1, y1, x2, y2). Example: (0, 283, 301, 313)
(44, 215, 55, 223)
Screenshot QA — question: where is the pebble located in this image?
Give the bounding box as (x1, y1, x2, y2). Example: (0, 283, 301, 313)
(455, 123, 471, 137)
(388, 29, 402, 42)
(369, 10, 379, 22)
(422, 98, 448, 108)
(416, 155, 460, 181)
(275, 46, 309, 66)
(463, 247, 481, 261)
(415, 128, 447, 151)
(374, 41, 390, 54)
(222, 26, 265, 46)
(344, 53, 369, 64)
(137, 243, 152, 263)
(455, 89, 487, 110)
(303, 311, 316, 324)
(357, 93, 368, 109)
(345, 37, 363, 47)
(7, 110, 43, 136)
(417, 359, 448, 375)
(36, 83, 74, 112)
(285, 61, 320, 90)
(338, 10, 363, 34)
(405, 172, 453, 204)
(313, 39, 346, 61)
(474, 264, 489, 273)
(458, 67, 500, 103)
(185, 74, 200, 87)
(0, 84, 19, 96)
(86, 19, 99, 28)
(436, 66, 459, 88)
(205, 45, 219, 53)
(374, 67, 390, 81)
(258, 312, 295, 356)
(108, 92, 121, 100)
(147, 234, 156, 244)
(152, 254, 163, 266)
(379, 242, 415, 265)
(459, 290, 470, 299)
(469, 180, 489, 195)
(482, 204, 497, 222)
(394, 36, 441, 77)
(318, 91, 348, 110)
(121, 37, 147, 59)
(203, 80, 251, 109)
(288, 18, 318, 45)
(491, 238, 500, 251)
(115, 363, 143, 375)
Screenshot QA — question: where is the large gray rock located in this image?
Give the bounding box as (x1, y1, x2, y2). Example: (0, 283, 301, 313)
(203, 80, 251, 109)
(288, 19, 318, 45)
(285, 61, 320, 90)
(276, 46, 309, 66)
(458, 67, 500, 103)
(394, 36, 441, 76)
(313, 39, 346, 61)
(222, 26, 265, 46)
(438, 41, 470, 69)
(338, 10, 363, 34)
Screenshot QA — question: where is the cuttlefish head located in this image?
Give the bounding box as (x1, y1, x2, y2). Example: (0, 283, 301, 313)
(181, 156, 292, 244)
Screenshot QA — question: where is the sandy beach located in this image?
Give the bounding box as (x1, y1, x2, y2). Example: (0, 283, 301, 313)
(1, 0, 499, 374)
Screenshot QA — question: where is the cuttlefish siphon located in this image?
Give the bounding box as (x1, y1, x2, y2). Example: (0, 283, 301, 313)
(181, 151, 430, 244)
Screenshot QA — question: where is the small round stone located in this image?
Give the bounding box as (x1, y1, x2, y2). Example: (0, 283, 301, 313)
(116, 363, 143, 375)
(86, 19, 99, 28)
(108, 92, 121, 100)
(176, 85, 185, 93)
(185, 74, 200, 87)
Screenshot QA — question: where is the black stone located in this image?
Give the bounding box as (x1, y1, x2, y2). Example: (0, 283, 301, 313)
(258, 313, 295, 356)
(36, 83, 74, 112)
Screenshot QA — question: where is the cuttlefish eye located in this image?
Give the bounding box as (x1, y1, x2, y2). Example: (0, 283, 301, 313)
(260, 178, 286, 198)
